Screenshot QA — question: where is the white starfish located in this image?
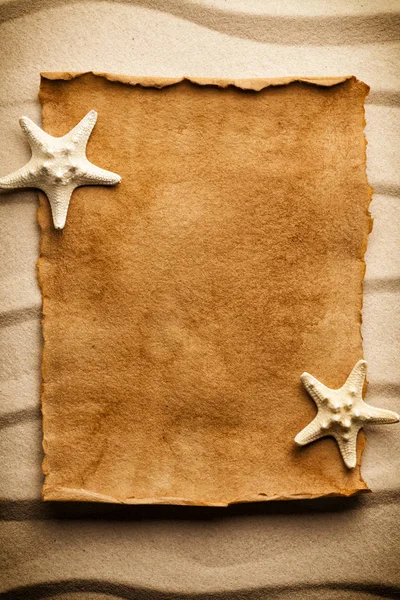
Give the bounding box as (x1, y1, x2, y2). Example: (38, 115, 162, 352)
(0, 110, 121, 229)
(295, 360, 399, 468)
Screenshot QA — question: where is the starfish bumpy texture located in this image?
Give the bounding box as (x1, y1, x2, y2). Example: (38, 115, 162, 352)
(295, 360, 399, 468)
(0, 110, 121, 229)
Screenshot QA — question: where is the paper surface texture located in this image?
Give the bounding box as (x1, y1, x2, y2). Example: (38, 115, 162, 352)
(39, 73, 371, 505)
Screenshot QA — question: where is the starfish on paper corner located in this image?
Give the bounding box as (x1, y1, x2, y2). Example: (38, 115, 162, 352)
(0, 110, 121, 229)
(295, 360, 399, 468)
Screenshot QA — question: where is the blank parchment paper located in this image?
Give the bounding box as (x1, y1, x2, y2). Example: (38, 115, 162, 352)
(38, 73, 371, 505)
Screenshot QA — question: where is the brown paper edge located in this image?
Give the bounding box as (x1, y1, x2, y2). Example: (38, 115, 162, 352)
(42, 487, 369, 506)
(40, 71, 355, 91)
(38, 72, 372, 505)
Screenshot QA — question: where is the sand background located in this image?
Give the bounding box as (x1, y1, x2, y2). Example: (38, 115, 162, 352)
(1, 1, 399, 598)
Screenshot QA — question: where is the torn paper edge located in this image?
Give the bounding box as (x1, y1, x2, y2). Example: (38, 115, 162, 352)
(40, 71, 360, 92)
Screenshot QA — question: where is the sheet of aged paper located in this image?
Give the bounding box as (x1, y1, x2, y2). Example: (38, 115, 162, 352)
(38, 73, 371, 505)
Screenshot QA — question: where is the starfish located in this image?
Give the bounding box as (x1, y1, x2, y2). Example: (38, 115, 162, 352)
(0, 110, 121, 229)
(295, 360, 399, 468)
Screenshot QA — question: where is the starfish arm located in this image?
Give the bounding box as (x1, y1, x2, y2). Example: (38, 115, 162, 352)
(65, 110, 98, 151)
(301, 372, 332, 408)
(0, 162, 38, 190)
(79, 161, 121, 186)
(294, 416, 325, 446)
(360, 403, 399, 425)
(19, 116, 54, 153)
(44, 186, 74, 230)
(342, 360, 367, 395)
(334, 431, 359, 469)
